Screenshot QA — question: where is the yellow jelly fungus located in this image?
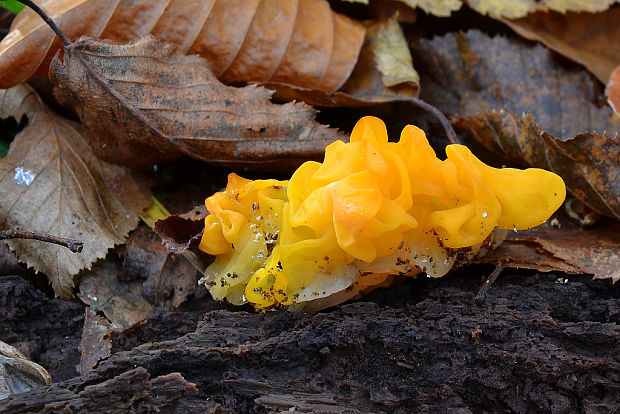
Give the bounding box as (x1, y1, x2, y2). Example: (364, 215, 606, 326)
(198, 116, 566, 310)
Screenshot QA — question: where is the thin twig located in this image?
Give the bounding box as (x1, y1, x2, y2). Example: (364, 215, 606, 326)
(0, 228, 83, 253)
(410, 97, 461, 145)
(182, 250, 207, 275)
(474, 264, 503, 305)
(16, 0, 71, 47)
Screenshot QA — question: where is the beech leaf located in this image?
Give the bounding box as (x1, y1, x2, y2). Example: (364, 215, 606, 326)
(0, 0, 365, 93)
(50, 35, 346, 169)
(415, 30, 620, 219)
(0, 84, 151, 298)
(270, 18, 421, 107)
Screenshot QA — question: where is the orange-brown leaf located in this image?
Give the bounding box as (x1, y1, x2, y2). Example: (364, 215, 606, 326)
(607, 65, 620, 116)
(268, 18, 420, 107)
(50, 35, 345, 168)
(0, 0, 365, 92)
(0, 84, 151, 298)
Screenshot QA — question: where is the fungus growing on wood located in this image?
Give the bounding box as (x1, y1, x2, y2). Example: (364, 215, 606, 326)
(198, 116, 566, 310)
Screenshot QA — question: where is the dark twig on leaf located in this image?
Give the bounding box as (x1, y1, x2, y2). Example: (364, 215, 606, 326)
(16, 0, 71, 47)
(0, 228, 83, 253)
(411, 97, 461, 145)
(475, 264, 503, 305)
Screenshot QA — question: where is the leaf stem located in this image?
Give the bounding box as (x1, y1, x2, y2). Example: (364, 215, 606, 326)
(410, 97, 461, 145)
(0, 228, 83, 253)
(16, 0, 71, 47)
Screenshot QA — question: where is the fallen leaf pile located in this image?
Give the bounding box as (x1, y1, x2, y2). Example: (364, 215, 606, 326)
(0, 0, 365, 92)
(0, 0, 618, 317)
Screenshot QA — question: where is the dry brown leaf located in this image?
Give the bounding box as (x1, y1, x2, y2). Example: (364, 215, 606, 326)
(345, 0, 460, 17)
(78, 240, 208, 329)
(415, 30, 620, 219)
(78, 307, 112, 377)
(268, 18, 420, 106)
(607, 65, 620, 116)
(500, 8, 620, 83)
(0, 340, 51, 400)
(346, 0, 616, 18)
(0, 84, 151, 298)
(50, 35, 345, 168)
(416, 30, 619, 140)
(78, 257, 154, 329)
(477, 213, 620, 282)
(152, 205, 207, 255)
(122, 226, 207, 308)
(0, 0, 365, 93)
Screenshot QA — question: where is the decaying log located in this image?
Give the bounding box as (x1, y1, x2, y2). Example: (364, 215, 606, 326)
(0, 270, 618, 413)
(0, 276, 83, 381)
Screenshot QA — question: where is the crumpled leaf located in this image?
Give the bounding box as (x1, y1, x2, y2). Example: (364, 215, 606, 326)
(79, 226, 208, 329)
(1, 340, 51, 400)
(270, 18, 420, 107)
(500, 8, 620, 83)
(0, 84, 151, 298)
(453, 112, 620, 220)
(0, 0, 365, 93)
(152, 205, 207, 255)
(417, 30, 619, 140)
(415, 30, 620, 219)
(477, 213, 620, 282)
(347, 0, 616, 18)
(607, 65, 620, 116)
(50, 35, 345, 169)
(122, 225, 207, 308)
(78, 257, 154, 329)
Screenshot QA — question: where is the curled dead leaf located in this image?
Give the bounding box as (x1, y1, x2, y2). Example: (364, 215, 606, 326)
(1, 340, 51, 400)
(0, 84, 151, 298)
(50, 35, 345, 168)
(453, 112, 620, 220)
(477, 213, 620, 282)
(152, 205, 207, 255)
(0, 0, 365, 93)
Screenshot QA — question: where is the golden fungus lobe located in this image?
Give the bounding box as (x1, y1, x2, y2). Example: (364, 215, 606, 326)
(199, 116, 566, 309)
